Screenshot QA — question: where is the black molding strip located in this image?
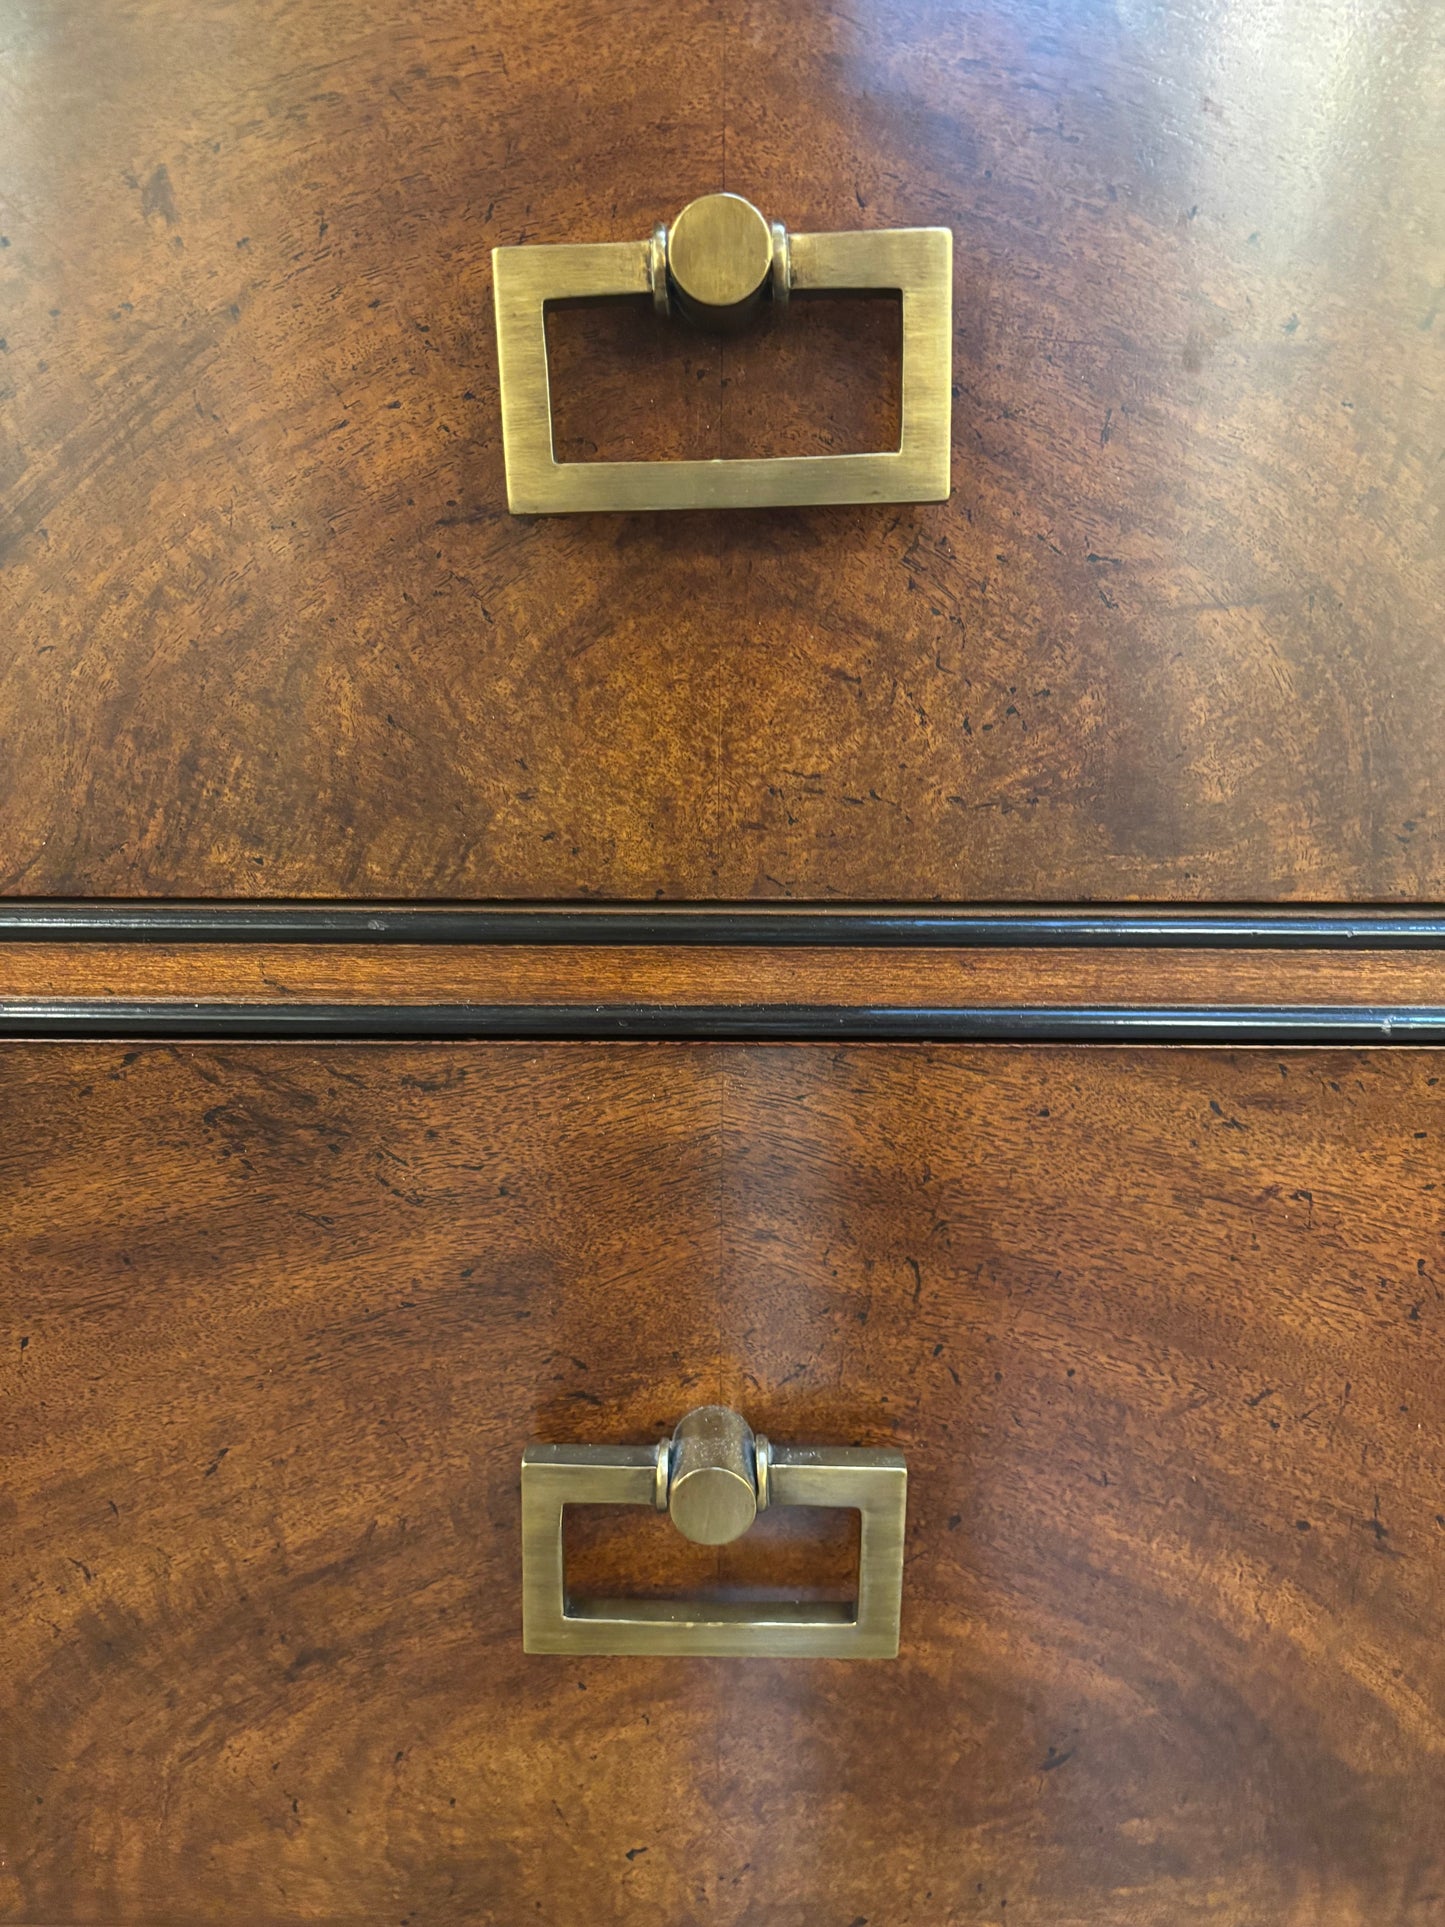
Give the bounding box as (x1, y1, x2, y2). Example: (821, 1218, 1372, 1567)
(2, 1003, 1443, 1042)
(2, 903, 1445, 948)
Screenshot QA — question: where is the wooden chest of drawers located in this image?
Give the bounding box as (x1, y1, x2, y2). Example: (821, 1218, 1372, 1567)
(1, 0, 1442, 1920)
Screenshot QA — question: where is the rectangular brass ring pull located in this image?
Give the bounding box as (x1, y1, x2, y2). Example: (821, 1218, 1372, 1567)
(521, 1404, 907, 1658)
(492, 194, 952, 514)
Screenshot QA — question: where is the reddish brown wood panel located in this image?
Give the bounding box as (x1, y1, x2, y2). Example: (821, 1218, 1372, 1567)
(2, 1042, 1442, 1922)
(1, 0, 1440, 901)
(4, 941, 1445, 1007)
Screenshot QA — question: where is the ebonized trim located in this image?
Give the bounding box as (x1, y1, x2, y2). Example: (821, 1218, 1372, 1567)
(2, 904, 1445, 948)
(2, 1003, 1443, 1042)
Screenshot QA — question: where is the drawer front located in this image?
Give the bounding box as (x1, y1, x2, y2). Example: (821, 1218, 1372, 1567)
(3, 1041, 1441, 1923)
(1, 0, 1440, 903)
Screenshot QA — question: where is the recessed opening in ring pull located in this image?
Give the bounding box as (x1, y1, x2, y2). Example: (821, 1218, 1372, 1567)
(562, 1502, 861, 1608)
(544, 294, 903, 464)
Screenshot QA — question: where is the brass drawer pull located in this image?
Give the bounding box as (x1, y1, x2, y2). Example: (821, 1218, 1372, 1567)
(493, 193, 952, 514)
(521, 1404, 906, 1658)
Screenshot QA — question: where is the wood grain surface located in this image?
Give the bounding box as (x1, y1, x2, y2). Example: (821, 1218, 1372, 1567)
(3, 1042, 1442, 1923)
(1, 0, 1440, 901)
(3, 941, 1445, 1007)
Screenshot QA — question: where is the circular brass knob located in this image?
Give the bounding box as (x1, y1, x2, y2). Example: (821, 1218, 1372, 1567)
(666, 193, 774, 330)
(666, 1404, 759, 1545)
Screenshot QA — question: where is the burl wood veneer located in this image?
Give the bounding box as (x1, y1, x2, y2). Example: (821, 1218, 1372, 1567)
(1, 0, 1440, 899)
(3, 1043, 1442, 1923)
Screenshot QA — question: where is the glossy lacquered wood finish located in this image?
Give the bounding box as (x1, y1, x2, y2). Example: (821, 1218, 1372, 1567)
(3, 1042, 1442, 1923)
(4, 941, 1445, 1007)
(1, 0, 1440, 900)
